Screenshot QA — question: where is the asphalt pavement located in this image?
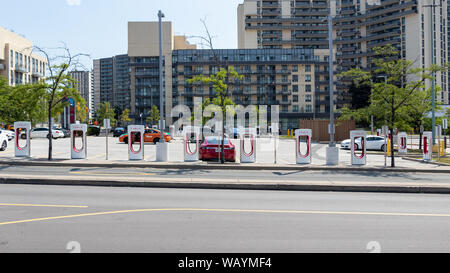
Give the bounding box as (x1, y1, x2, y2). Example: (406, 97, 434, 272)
(0, 184, 449, 253)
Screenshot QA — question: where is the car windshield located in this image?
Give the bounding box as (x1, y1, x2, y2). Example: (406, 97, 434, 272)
(205, 137, 230, 145)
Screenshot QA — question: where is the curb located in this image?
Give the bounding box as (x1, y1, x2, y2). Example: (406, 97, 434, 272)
(1, 176, 450, 194)
(1, 159, 450, 173)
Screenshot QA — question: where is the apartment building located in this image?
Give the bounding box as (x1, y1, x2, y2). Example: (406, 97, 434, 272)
(69, 70, 94, 119)
(92, 54, 131, 115)
(128, 21, 196, 123)
(238, 0, 449, 105)
(0, 26, 47, 86)
(172, 48, 334, 129)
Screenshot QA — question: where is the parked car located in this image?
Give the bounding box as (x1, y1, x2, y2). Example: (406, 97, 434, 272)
(0, 132, 8, 151)
(0, 129, 14, 141)
(113, 127, 126, 137)
(87, 125, 100, 136)
(119, 128, 172, 144)
(199, 136, 236, 162)
(340, 135, 386, 151)
(53, 127, 70, 138)
(20, 128, 64, 139)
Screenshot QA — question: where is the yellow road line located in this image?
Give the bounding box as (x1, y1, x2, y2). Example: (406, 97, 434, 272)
(1, 208, 450, 227)
(0, 203, 88, 208)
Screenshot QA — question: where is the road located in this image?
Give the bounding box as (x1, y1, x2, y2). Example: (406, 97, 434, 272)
(0, 183, 449, 253)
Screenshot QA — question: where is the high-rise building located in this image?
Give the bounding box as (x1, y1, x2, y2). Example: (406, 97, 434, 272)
(0, 26, 47, 86)
(238, 0, 449, 105)
(92, 54, 131, 116)
(128, 22, 196, 123)
(69, 70, 94, 119)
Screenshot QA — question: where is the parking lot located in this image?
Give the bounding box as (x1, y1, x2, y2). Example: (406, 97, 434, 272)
(0, 133, 445, 168)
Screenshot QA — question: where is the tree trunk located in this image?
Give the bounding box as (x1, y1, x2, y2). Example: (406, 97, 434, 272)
(48, 104, 53, 161)
(221, 105, 225, 164)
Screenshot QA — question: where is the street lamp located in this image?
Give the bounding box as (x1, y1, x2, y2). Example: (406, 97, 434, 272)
(324, 4, 339, 166)
(158, 10, 165, 143)
(423, 0, 439, 145)
(156, 10, 168, 162)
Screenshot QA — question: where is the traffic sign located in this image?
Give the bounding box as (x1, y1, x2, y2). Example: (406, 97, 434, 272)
(104, 119, 111, 130)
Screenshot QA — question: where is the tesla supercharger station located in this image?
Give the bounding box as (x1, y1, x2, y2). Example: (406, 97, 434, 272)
(128, 125, 145, 161)
(14, 121, 31, 157)
(184, 126, 200, 162)
(350, 130, 367, 166)
(295, 129, 312, 164)
(423, 131, 432, 161)
(398, 132, 408, 155)
(70, 124, 87, 159)
(240, 128, 257, 163)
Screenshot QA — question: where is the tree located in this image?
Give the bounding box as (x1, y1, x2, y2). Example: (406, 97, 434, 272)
(96, 102, 116, 127)
(146, 105, 160, 126)
(31, 45, 89, 161)
(120, 108, 132, 125)
(188, 19, 243, 163)
(339, 45, 448, 167)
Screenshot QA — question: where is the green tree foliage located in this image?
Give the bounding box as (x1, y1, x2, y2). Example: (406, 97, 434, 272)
(146, 105, 160, 125)
(120, 108, 132, 125)
(339, 45, 448, 167)
(96, 102, 116, 127)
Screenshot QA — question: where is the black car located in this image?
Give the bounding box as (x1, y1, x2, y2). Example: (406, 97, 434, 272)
(113, 127, 126, 137)
(87, 125, 100, 136)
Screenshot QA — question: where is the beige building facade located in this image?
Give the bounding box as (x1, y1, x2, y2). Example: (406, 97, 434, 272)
(0, 26, 47, 86)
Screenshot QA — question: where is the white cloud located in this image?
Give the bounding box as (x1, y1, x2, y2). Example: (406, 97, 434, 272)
(66, 0, 81, 6)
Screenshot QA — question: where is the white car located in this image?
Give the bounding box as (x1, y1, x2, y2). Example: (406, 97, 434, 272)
(21, 128, 65, 139)
(0, 132, 8, 151)
(0, 129, 14, 141)
(340, 135, 386, 151)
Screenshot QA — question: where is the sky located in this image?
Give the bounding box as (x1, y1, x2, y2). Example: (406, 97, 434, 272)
(1, 0, 243, 69)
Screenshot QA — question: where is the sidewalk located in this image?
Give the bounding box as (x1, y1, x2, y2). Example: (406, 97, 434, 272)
(1, 156, 450, 173)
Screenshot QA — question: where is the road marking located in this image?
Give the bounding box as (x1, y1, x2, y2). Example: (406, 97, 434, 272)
(0, 203, 88, 208)
(1, 208, 450, 227)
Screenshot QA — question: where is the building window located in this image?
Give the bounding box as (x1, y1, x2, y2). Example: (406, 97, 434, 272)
(292, 65, 298, 72)
(305, 65, 311, 72)
(292, 75, 298, 82)
(293, 105, 299, 112)
(305, 75, 311, 82)
(293, 85, 298, 92)
(306, 85, 311, 92)
(306, 95, 312, 102)
(293, 95, 298, 102)
(306, 105, 312, 113)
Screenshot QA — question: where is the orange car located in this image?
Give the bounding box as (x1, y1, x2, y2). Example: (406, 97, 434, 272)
(119, 128, 172, 144)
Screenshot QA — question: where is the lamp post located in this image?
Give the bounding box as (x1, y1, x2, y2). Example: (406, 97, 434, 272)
(158, 10, 165, 143)
(156, 10, 168, 162)
(423, 0, 439, 145)
(325, 6, 339, 166)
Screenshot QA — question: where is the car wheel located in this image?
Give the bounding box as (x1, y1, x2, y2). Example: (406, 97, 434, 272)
(0, 141, 6, 151)
(153, 138, 160, 145)
(380, 145, 385, 152)
(124, 137, 128, 144)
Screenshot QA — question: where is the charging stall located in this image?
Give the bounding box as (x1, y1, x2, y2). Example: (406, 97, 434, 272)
(350, 130, 367, 166)
(423, 131, 432, 161)
(240, 128, 257, 163)
(184, 126, 201, 162)
(14, 121, 31, 157)
(70, 124, 87, 159)
(295, 129, 312, 164)
(398, 132, 408, 155)
(128, 125, 145, 161)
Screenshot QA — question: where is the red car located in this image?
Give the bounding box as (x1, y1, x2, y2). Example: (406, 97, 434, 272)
(199, 136, 236, 162)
